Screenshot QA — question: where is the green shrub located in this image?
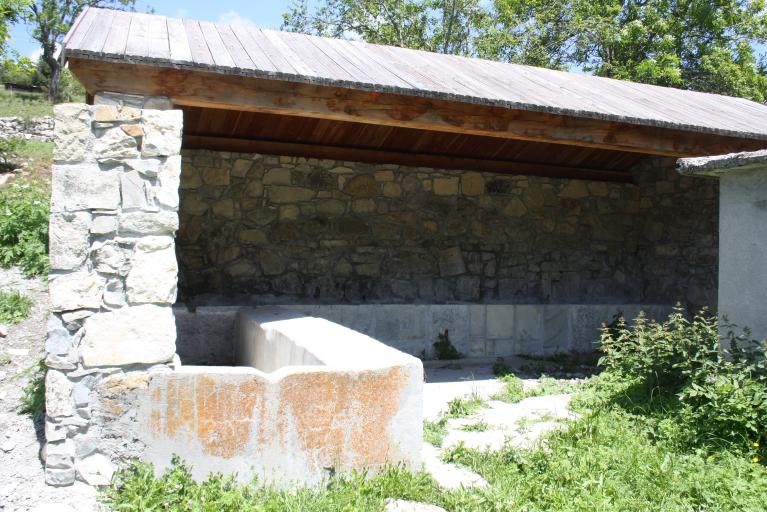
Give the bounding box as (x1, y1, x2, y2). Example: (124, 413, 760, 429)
(19, 358, 46, 418)
(0, 180, 49, 276)
(0, 137, 23, 166)
(444, 393, 486, 419)
(0, 288, 33, 324)
(433, 329, 461, 360)
(598, 308, 767, 459)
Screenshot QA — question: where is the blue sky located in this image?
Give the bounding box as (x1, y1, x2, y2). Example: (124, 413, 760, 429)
(9, 1, 295, 58)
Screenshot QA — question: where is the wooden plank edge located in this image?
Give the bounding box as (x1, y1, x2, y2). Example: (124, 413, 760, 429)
(182, 134, 636, 183)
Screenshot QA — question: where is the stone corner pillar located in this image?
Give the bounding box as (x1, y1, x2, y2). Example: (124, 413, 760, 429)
(677, 150, 767, 343)
(44, 96, 183, 487)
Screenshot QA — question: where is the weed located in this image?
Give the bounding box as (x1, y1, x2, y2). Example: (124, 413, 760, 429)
(492, 357, 511, 376)
(432, 329, 461, 360)
(491, 374, 526, 403)
(0, 289, 33, 324)
(597, 307, 767, 458)
(18, 358, 46, 418)
(104, 456, 458, 512)
(444, 392, 486, 419)
(423, 419, 448, 447)
(460, 421, 490, 432)
(0, 89, 52, 119)
(0, 179, 49, 276)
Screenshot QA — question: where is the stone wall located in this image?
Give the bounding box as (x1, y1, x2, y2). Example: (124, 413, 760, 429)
(177, 151, 718, 310)
(0, 116, 54, 142)
(44, 102, 182, 486)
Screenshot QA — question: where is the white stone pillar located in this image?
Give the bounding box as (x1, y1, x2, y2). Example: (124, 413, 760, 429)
(678, 150, 767, 342)
(45, 100, 182, 486)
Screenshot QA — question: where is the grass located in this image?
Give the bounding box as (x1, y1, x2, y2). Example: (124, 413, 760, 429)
(423, 419, 449, 447)
(106, 378, 767, 511)
(444, 392, 487, 419)
(18, 358, 46, 418)
(460, 420, 491, 432)
(492, 374, 586, 404)
(0, 288, 33, 324)
(0, 89, 53, 119)
(1, 138, 53, 179)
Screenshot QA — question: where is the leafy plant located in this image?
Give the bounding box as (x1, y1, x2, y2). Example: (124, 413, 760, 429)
(18, 358, 46, 418)
(105, 456, 452, 512)
(492, 357, 511, 376)
(0, 288, 33, 324)
(0, 179, 49, 276)
(598, 307, 767, 459)
(433, 329, 461, 360)
(0, 137, 23, 167)
(423, 419, 448, 447)
(444, 392, 486, 419)
(460, 421, 490, 432)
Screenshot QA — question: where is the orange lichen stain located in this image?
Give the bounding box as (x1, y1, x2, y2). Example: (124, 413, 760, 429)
(277, 367, 408, 469)
(194, 375, 265, 459)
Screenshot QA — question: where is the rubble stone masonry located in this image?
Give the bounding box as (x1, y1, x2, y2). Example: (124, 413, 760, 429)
(178, 151, 718, 311)
(44, 102, 182, 486)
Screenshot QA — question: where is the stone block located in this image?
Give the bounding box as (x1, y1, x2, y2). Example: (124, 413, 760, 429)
(486, 305, 514, 339)
(120, 170, 155, 210)
(126, 236, 178, 304)
(156, 155, 181, 209)
(542, 305, 571, 353)
(438, 246, 465, 277)
(344, 174, 378, 197)
(80, 305, 176, 367)
(51, 165, 120, 212)
(201, 166, 229, 186)
(268, 185, 316, 203)
(93, 126, 139, 160)
(118, 211, 179, 234)
(514, 305, 544, 355)
(75, 454, 115, 486)
(49, 211, 91, 270)
(559, 180, 589, 199)
(461, 172, 484, 196)
(53, 104, 91, 163)
(141, 110, 183, 157)
(263, 167, 292, 184)
(45, 370, 73, 418)
(49, 271, 105, 311)
(91, 241, 129, 275)
(433, 177, 459, 195)
(45, 467, 76, 487)
(90, 215, 118, 235)
(46, 315, 72, 355)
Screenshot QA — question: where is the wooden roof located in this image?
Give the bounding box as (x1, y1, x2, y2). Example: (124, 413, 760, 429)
(63, 8, 767, 182)
(64, 7, 767, 141)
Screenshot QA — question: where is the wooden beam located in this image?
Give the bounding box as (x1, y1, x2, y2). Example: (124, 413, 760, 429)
(182, 134, 635, 183)
(68, 57, 767, 157)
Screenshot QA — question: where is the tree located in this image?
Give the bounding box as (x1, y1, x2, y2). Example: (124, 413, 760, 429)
(23, 0, 135, 101)
(282, 0, 491, 56)
(282, 0, 767, 102)
(0, 0, 26, 54)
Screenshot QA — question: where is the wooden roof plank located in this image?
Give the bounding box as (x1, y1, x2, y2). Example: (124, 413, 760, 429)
(182, 19, 215, 67)
(167, 17, 193, 63)
(125, 12, 152, 58)
(228, 24, 277, 73)
(216, 24, 255, 71)
(257, 29, 318, 77)
(78, 8, 115, 54)
(199, 21, 235, 69)
(64, 7, 98, 50)
(321, 38, 411, 89)
(101, 10, 133, 56)
(275, 32, 356, 82)
(146, 13, 170, 60)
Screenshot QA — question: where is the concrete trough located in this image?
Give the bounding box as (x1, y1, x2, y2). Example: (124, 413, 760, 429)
(138, 307, 423, 486)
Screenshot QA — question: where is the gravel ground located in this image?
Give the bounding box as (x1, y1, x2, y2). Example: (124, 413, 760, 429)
(0, 268, 98, 512)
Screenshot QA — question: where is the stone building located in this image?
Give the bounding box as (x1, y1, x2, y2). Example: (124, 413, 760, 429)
(43, 7, 767, 487)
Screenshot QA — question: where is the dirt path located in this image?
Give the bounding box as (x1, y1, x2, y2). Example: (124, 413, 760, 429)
(0, 268, 97, 512)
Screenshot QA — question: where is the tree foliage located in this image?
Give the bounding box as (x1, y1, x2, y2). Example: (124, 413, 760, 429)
(23, 0, 135, 101)
(282, 0, 767, 102)
(0, 0, 26, 54)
